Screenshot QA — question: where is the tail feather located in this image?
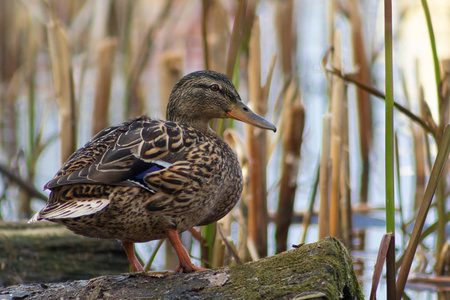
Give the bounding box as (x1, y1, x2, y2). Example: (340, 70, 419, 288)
(28, 199, 110, 222)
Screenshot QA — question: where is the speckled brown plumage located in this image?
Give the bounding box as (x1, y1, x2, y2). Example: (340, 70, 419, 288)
(29, 70, 276, 273)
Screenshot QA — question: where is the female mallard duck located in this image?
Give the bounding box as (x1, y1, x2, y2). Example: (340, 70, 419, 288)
(29, 70, 276, 273)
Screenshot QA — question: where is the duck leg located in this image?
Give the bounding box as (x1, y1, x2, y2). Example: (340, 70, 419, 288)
(167, 229, 207, 273)
(121, 241, 144, 272)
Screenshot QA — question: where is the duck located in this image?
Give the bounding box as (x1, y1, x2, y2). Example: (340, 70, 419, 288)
(29, 70, 276, 273)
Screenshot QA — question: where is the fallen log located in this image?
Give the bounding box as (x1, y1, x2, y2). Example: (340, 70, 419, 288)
(0, 221, 128, 286)
(0, 235, 363, 299)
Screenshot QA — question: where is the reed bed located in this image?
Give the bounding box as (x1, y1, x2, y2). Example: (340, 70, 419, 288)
(0, 1, 449, 298)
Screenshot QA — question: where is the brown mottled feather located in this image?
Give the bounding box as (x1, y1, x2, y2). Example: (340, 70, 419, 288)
(32, 116, 242, 242)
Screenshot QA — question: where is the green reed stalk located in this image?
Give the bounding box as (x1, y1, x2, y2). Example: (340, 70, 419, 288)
(421, 0, 441, 111)
(384, 0, 395, 235)
(384, 3, 396, 298)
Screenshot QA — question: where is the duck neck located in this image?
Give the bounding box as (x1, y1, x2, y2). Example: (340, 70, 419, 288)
(168, 114, 211, 134)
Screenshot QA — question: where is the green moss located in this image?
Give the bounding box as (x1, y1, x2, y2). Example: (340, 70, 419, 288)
(201, 237, 364, 299)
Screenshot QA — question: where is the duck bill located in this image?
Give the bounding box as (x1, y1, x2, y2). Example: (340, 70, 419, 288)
(226, 101, 277, 132)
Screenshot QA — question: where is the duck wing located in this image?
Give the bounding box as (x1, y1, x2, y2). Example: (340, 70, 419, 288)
(31, 117, 203, 222)
(44, 116, 199, 193)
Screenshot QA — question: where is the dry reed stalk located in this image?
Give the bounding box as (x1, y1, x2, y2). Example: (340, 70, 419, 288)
(275, 0, 295, 76)
(394, 132, 407, 251)
(201, 0, 229, 73)
(125, 0, 172, 119)
(225, 0, 246, 78)
(300, 164, 320, 244)
(396, 125, 450, 299)
(420, 93, 438, 138)
(324, 67, 435, 135)
(435, 189, 449, 273)
(203, 0, 244, 266)
(339, 88, 352, 248)
(217, 222, 242, 267)
(1, 1, 22, 160)
(240, 0, 258, 53)
(2, 72, 20, 158)
(348, 0, 373, 205)
(412, 87, 426, 210)
(434, 59, 450, 272)
(89, 0, 112, 44)
(19, 16, 41, 218)
(273, 0, 303, 252)
(226, 130, 253, 263)
(439, 60, 450, 132)
(274, 82, 304, 253)
(329, 31, 344, 237)
(224, 129, 252, 263)
(261, 54, 277, 120)
(215, 131, 243, 268)
(158, 52, 183, 118)
(246, 17, 268, 258)
(0, 1, 20, 82)
(237, 201, 251, 262)
(201, 0, 210, 70)
(113, 1, 133, 73)
(246, 236, 260, 261)
(369, 233, 395, 300)
(413, 137, 426, 204)
(318, 114, 331, 239)
(47, 18, 77, 164)
(18, 188, 32, 220)
(213, 130, 249, 267)
(91, 38, 117, 136)
(435, 243, 450, 276)
(211, 217, 229, 268)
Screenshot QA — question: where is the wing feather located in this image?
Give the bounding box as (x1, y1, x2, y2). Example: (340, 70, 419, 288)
(28, 198, 110, 222)
(44, 117, 198, 196)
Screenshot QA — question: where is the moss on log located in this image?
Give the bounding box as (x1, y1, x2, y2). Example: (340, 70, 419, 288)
(0, 236, 363, 299)
(0, 221, 129, 286)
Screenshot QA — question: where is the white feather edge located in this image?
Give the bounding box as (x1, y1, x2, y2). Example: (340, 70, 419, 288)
(152, 160, 172, 168)
(27, 199, 110, 223)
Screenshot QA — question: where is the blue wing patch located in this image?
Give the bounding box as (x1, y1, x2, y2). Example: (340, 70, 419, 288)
(127, 160, 171, 192)
(135, 164, 165, 179)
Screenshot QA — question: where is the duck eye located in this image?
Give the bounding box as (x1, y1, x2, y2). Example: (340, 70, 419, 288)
(210, 84, 220, 92)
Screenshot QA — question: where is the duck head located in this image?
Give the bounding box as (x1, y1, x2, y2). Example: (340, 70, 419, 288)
(166, 70, 277, 133)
